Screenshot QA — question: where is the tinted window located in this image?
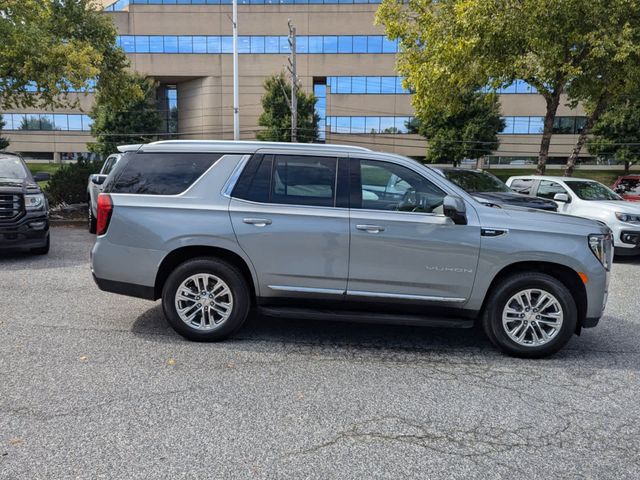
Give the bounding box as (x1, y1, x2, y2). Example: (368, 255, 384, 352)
(565, 181, 622, 201)
(536, 180, 568, 200)
(509, 178, 534, 194)
(102, 156, 118, 175)
(272, 155, 337, 207)
(444, 170, 510, 193)
(232, 154, 273, 203)
(356, 160, 446, 213)
(107, 153, 222, 195)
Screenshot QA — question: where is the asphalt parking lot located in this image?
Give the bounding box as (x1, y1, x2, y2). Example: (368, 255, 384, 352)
(1, 227, 639, 479)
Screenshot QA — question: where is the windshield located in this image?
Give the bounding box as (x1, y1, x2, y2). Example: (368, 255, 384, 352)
(619, 178, 640, 194)
(444, 170, 511, 193)
(565, 180, 622, 201)
(0, 156, 29, 180)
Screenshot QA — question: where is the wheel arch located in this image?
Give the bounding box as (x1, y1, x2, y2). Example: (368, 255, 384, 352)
(481, 261, 588, 331)
(154, 245, 258, 302)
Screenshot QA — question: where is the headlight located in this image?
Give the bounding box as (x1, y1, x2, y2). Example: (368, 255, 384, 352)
(615, 212, 640, 223)
(25, 193, 45, 211)
(588, 233, 612, 271)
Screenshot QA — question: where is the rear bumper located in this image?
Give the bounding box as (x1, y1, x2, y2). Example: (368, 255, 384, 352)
(0, 214, 49, 250)
(92, 274, 157, 301)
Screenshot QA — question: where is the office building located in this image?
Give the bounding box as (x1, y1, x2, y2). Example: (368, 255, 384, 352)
(2, 0, 588, 163)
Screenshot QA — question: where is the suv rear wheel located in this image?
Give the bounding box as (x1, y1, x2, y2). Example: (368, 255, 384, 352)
(482, 272, 577, 358)
(162, 257, 251, 341)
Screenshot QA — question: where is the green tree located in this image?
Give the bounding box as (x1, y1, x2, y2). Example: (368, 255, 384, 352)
(257, 73, 319, 143)
(419, 90, 504, 166)
(0, 0, 134, 110)
(376, 0, 640, 175)
(0, 115, 9, 150)
(588, 98, 640, 175)
(89, 73, 162, 157)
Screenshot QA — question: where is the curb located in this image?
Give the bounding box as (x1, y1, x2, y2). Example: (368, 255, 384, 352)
(50, 220, 86, 227)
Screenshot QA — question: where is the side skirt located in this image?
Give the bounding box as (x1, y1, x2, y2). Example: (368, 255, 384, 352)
(257, 306, 476, 329)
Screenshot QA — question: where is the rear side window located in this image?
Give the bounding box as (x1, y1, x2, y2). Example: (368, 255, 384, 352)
(232, 154, 273, 203)
(272, 155, 337, 207)
(510, 178, 534, 194)
(232, 154, 339, 207)
(105, 153, 222, 195)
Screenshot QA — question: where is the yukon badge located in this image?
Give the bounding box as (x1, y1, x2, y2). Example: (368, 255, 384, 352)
(425, 266, 474, 274)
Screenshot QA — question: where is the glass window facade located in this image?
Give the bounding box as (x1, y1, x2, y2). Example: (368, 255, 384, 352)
(324, 116, 586, 135)
(117, 35, 398, 54)
(327, 76, 410, 94)
(106, 0, 384, 9)
(2, 113, 93, 132)
(501, 116, 586, 135)
(327, 116, 414, 134)
(314, 80, 327, 141)
(484, 81, 538, 94)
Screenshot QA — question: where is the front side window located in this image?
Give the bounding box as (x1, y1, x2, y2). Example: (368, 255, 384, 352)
(565, 181, 622, 201)
(272, 155, 337, 207)
(356, 160, 446, 213)
(536, 180, 568, 200)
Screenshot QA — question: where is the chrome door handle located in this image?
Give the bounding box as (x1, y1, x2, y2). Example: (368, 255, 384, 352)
(356, 224, 385, 233)
(243, 218, 272, 227)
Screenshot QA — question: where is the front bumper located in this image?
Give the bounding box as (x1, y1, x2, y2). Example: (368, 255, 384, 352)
(613, 229, 640, 255)
(0, 213, 49, 250)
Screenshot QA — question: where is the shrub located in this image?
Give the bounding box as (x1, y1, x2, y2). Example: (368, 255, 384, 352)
(45, 159, 104, 206)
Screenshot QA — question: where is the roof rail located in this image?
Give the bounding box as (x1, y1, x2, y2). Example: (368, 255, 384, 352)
(146, 139, 371, 153)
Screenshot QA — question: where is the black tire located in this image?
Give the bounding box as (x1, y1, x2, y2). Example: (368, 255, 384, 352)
(88, 199, 97, 234)
(161, 257, 251, 341)
(31, 233, 50, 255)
(482, 272, 577, 359)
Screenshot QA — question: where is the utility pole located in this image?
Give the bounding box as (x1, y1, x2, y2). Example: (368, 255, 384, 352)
(287, 20, 297, 143)
(232, 0, 239, 140)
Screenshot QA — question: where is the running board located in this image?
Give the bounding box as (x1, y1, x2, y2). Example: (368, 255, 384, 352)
(257, 307, 475, 328)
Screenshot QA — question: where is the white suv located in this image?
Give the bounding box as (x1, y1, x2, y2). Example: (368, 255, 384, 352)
(507, 175, 640, 256)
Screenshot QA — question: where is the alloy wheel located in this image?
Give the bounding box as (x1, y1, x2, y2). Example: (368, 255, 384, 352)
(501, 288, 564, 347)
(174, 273, 234, 330)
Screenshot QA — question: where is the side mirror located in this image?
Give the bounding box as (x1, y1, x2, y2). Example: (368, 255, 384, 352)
(443, 195, 467, 225)
(91, 174, 107, 186)
(33, 172, 51, 182)
(553, 193, 570, 203)
(614, 185, 626, 194)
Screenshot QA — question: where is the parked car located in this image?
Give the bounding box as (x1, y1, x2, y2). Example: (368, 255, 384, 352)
(0, 152, 49, 254)
(92, 141, 612, 358)
(87, 153, 121, 233)
(612, 174, 640, 202)
(435, 168, 557, 211)
(506, 175, 640, 256)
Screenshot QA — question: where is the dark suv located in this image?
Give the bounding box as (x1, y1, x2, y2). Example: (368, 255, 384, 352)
(0, 153, 49, 255)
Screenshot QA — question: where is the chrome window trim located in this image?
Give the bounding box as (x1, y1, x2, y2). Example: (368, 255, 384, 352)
(268, 285, 345, 295)
(268, 285, 466, 303)
(347, 290, 466, 303)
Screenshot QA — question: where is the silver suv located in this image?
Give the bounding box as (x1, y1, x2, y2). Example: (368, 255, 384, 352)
(91, 141, 612, 358)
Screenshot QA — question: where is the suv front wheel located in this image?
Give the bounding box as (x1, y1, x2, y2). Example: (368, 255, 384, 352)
(482, 272, 577, 358)
(162, 257, 251, 341)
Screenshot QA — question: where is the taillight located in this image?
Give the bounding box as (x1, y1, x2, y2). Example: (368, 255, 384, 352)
(96, 194, 113, 236)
